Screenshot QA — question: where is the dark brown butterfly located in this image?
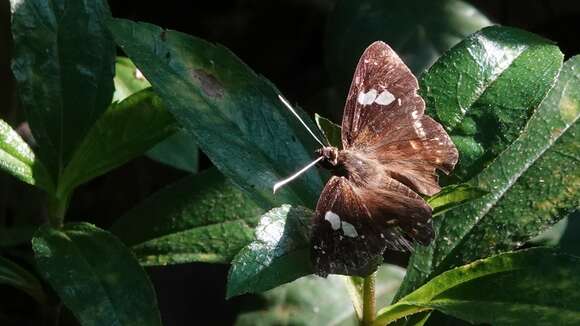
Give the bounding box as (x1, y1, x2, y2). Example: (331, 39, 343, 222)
(276, 41, 458, 277)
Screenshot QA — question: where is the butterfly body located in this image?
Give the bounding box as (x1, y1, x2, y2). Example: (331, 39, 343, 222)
(309, 41, 459, 277)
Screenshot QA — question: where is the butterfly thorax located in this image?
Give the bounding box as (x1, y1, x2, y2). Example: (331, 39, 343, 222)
(316, 147, 381, 187)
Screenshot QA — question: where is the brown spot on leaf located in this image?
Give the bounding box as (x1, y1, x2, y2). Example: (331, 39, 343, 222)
(191, 69, 224, 99)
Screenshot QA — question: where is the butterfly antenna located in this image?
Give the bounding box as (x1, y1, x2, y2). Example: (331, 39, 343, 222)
(278, 95, 326, 147)
(273, 156, 324, 193)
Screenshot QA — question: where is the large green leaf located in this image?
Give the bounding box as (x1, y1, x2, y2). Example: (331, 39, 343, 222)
(111, 168, 263, 265)
(32, 223, 161, 326)
(396, 56, 580, 299)
(421, 26, 563, 181)
(108, 19, 325, 209)
(235, 264, 405, 326)
(10, 0, 115, 179)
(227, 205, 312, 298)
(0, 255, 46, 304)
(377, 248, 580, 325)
(326, 0, 491, 90)
(58, 89, 177, 196)
(0, 119, 52, 191)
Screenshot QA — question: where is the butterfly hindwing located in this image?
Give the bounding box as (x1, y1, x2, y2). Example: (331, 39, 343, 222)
(311, 175, 434, 276)
(311, 176, 385, 277)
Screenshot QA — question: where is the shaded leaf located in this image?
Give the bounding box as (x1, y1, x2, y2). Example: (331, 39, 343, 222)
(326, 0, 491, 90)
(111, 168, 263, 265)
(112, 56, 199, 173)
(235, 265, 405, 326)
(227, 205, 312, 298)
(10, 0, 115, 178)
(426, 184, 487, 217)
(108, 19, 325, 209)
(0, 119, 52, 191)
(58, 89, 177, 196)
(146, 129, 199, 173)
(0, 255, 46, 304)
(421, 26, 563, 181)
(377, 248, 580, 325)
(396, 55, 580, 299)
(113, 57, 151, 102)
(32, 223, 161, 326)
(558, 211, 580, 256)
(315, 113, 342, 149)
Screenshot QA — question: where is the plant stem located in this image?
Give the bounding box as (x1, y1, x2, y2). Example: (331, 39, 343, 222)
(362, 271, 377, 326)
(47, 194, 68, 229)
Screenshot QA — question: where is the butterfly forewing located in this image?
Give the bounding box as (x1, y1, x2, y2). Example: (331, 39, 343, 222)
(342, 42, 458, 193)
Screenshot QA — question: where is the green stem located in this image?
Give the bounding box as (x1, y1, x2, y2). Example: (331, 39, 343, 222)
(47, 194, 69, 229)
(362, 271, 377, 326)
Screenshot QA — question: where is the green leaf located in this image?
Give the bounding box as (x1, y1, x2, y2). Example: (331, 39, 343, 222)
(421, 26, 563, 181)
(235, 264, 405, 326)
(426, 184, 488, 217)
(227, 205, 312, 298)
(558, 211, 580, 256)
(111, 168, 263, 265)
(146, 129, 199, 173)
(108, 19, 325, 209)
(0, 255, 46, 304)
(112, 57, 199, 173)
(325, 0, 491, 90)
(0, 119, 52, 191)
(396, 55, 580, 300)
(32, 223, 162, 326)
(58, 89, 177, 196)
(315, 113, 342, 149)
(376, 248, 580, 325)
(10, 0, 115, 179)
(113, 57, 151, 102)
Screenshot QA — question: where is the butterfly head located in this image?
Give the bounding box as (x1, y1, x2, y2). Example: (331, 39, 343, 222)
(315, 147, 338, 165)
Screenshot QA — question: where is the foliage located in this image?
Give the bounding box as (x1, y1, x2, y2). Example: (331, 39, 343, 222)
(1, 0, 578, 325)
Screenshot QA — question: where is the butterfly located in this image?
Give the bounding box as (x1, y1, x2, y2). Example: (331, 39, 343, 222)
(275, 41, 458, 277)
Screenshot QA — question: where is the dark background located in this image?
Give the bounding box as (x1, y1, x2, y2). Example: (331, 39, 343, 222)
(0, 1, 579, 325)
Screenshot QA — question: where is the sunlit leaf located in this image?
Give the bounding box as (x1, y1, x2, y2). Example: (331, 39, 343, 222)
(396, 55, 580, 300)
(377, 248, 580, 325)
(227, 205, 312, 298)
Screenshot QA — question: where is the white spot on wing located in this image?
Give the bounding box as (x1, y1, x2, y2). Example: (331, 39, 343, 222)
(375, 90, 395, 105)
(397, 98, 402, 106)
(324, 211, 341, 230)
(414, 120, 426, 137)
(341, 221, 358, 238)
(357, 89, 378, 106)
